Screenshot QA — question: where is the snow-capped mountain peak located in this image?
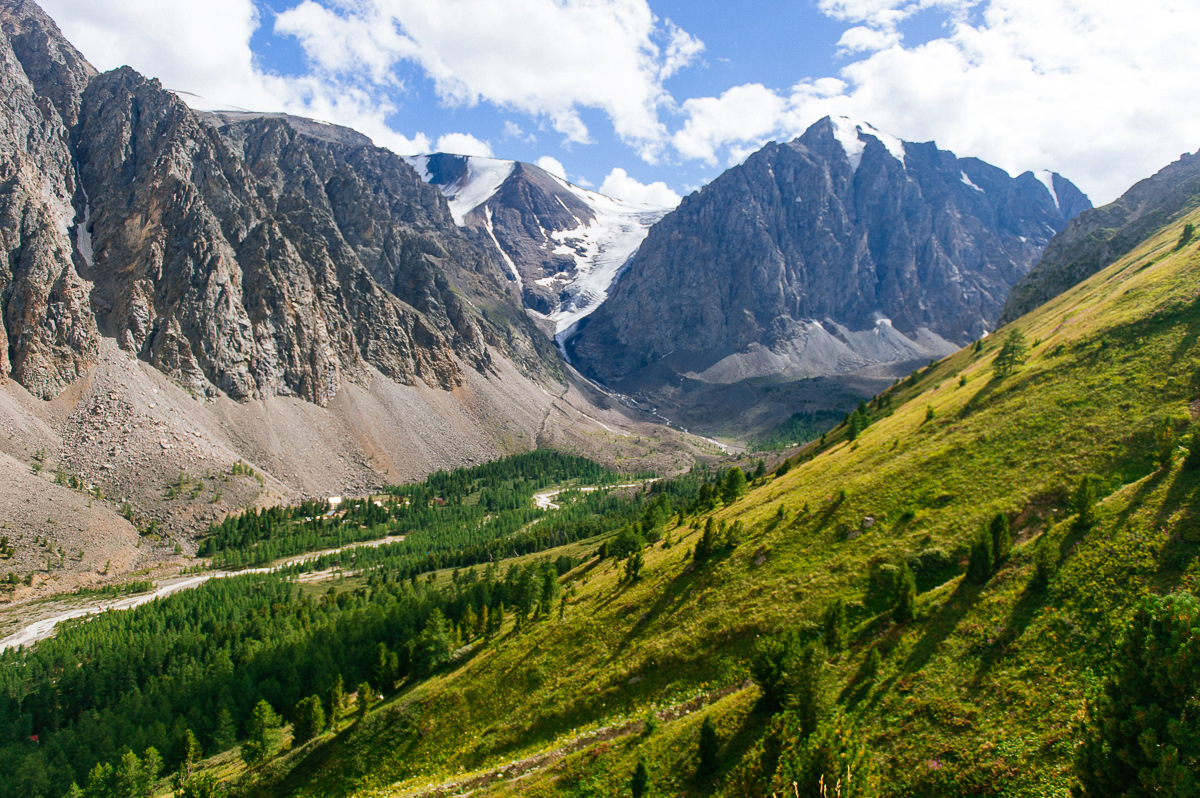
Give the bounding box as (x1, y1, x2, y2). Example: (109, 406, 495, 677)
(407, 153, 673, 340)
(828, 116, 907, 172)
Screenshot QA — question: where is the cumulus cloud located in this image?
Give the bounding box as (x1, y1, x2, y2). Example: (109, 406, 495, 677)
(536, 156, 568, 180)
(40, 0, 277, 108)
(38, 0, 436, 158)
(274, 0, 703, 160)
(672, 83, 789, 165)
(599, 168, 681, 208)
(435, 132, 493, 157)
(670, 0, 1200, 203)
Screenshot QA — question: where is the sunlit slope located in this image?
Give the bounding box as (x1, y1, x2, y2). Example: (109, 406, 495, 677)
(275, 209, 1200, 797)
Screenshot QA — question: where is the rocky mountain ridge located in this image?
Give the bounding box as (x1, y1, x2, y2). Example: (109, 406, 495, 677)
(0, 0, 703, 601)
(1002, 147, 1200, 322)
(568, 116, 1091, 435)
(406, 153, 671, 341)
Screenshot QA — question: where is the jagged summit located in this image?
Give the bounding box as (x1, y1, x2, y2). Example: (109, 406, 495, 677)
(825, 116, 908, 171)
(405, 153, 672, 339)
(567, 116, 1091, 436)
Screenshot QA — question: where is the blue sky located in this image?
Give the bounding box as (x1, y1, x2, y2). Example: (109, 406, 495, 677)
(40, 0, 1200, 206)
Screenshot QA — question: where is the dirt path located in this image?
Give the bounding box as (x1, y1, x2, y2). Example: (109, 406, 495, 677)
(0, 534, 405, 652)
(532, 480, 658, 511)
(394, 682, 747, 797)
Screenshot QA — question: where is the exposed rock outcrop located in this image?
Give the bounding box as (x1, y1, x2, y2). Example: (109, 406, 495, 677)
(568, 117, 1090, 434)
(0, 0, 558, 407)
(408, 154, 671, 337)
(1001, 149, 1200, 323)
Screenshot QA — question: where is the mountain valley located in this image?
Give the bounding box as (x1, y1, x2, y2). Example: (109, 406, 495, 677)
(1, 1, 1199, 797)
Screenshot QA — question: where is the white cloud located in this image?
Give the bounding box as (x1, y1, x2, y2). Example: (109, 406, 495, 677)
(38, 0, 436, 159)
(599, 168, 681, 207)
(435, 132, 493, 157)
(536, 156, 567, 180)
(672, 84, 789, 165)
(40, 0, 277, 109)
(503, 120, 536, 144)
(274, 0, 704, 160)
(836, 25, 901, 54)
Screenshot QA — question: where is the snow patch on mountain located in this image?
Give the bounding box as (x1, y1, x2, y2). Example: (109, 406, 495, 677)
(829, 116, 906, 172)
(541, 173, 669, 337)
(483, 205, 523, 292)
(1035, 169, 1060, 209)
(405, 154, 514, 226)
(408, 154, 671, 340)
(960, 171, 984, 192)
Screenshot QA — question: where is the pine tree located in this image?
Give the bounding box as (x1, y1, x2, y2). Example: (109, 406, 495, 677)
(372, 642, 393, 692)
(893, 563, 917, 622)
(721, 467, 747, 505)
(822, 598, 847, 652)
(241, 699, 281, 766)
(211, 708, 236, 751)
(993, 329, 1028, 377)
(293, 695, 325, 746)
(694, 517, 717, 563)
(114, 750, 142, 798)
(140, 747, 162, 798)
(624, 549, 644, 582)
(989, 513, 1012, 564)
(967, 532, 994, 583)
(1073, 474, 1103, 530)
(1073, 593, 1200, 796)
(697, 715, 720, 778)
(631, 759, 649, 798)
(356, 681, 373, 720)
(325, 675, 345, 731)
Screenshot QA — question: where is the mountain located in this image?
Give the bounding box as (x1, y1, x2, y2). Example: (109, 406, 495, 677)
(22, 147, 1192, 798)
(1002, 147, 1200, 322)
(0, 0, 700, 584)
(405, 154, 672, 342)
(568, 117, 1090, 437)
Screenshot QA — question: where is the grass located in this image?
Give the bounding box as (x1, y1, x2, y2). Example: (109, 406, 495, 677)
(237, 209, 1200, 798)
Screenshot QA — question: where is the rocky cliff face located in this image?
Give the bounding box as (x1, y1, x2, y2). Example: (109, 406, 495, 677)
(407, 154, 670, 338)
(0, 0, 99, 399)
(1001, 149, 1200, 323)
(0, 0, 557, 408)
(567, 117, 1089, 434)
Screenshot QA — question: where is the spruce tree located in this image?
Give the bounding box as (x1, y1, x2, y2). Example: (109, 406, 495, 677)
(893, 563, 917, 623)
(967, 532, 994, 583)
(697, 715, 720, 778)
(292, 695, 325, 746)
(989, 513, 1012, 564)
(631, 759, 649, 798)
(1073, 593, 1200, 796)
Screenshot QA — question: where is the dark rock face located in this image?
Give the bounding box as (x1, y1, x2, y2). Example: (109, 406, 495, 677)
(0, 0, 554, 406)
(1001, 149, 1200, 323)
(570, 117, 1089, 406)
(466, 161, 597, 313)
(411, 154, 669, 333)
(0, 0, 99, 398)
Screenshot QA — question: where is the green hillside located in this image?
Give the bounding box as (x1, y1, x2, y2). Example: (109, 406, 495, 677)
(9, 195, 1198, 798)
(232, 200, 1200, 796)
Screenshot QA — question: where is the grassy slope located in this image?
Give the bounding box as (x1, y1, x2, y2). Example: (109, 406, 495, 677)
(260, 208, 1200, 798)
